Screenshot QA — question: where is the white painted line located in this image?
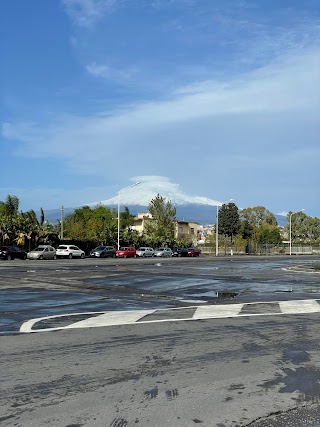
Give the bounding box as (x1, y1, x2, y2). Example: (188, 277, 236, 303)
(19, 311, 110, 333)
(19, 299, 320, 333)
(279, 299, 320, 314)
(66, 309, 155, 329)
(193, 304, 243, 319)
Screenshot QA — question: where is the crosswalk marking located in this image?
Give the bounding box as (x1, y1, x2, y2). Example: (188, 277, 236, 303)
(19, 299, 320, 333)
(66, 309, 155, 329)
(193, 304, 243, 319)
(279, 299, 320, 314)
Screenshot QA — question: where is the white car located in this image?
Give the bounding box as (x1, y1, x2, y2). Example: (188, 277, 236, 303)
(154, 248, 173, 257)
(56, 245, 85, 259)
(136, 247, 154, 257)
(27, 245, 56, 260)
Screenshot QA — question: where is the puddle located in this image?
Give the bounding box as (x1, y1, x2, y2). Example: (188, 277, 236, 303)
(189, 291, 218, 298)
(179, 299, 208, 304)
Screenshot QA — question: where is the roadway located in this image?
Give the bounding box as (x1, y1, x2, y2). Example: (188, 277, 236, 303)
(1, 255, 320, 426)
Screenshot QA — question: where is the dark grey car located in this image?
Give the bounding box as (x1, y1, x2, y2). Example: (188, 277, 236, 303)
(90, 245, 116, 258)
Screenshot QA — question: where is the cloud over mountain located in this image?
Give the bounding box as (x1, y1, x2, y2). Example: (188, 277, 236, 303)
(93, 176, 221, 207)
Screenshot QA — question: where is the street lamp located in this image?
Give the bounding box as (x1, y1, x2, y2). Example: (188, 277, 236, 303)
(289, 209, 304, 256)
(60, 206, 64, 240)
(216, 199, 233, 257)
(117, 182, 140, 250)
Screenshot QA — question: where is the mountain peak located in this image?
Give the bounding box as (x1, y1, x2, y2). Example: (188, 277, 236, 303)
(91, 176, 220, 207)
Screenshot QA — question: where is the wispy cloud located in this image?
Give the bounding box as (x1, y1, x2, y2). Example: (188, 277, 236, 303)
(86, 62, 137, 82)
(62, 0, 117, 27)
(3, 46, 319, 172)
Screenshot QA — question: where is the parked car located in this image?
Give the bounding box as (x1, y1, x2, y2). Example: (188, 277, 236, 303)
(172, 247, 188, 257)
(27, 245, 56, 260)
(187, 247, 202, 257)
(90, 245, 116, 258)
(116, 247, 136, 258)
(154, 248, 173, 257)
(0, 246, 28, 260)
(56, 245, 85, 259)
(136, 247, 154, 257)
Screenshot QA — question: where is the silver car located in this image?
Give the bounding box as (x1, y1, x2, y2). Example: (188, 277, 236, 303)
(154, 248, 173, 257)
(136, 247, 154, 257)
(27, 245, 56, 260)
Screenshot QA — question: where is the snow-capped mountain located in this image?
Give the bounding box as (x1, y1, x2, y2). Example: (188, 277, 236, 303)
(89, 176, 220, 207)
(41, 176, 287, 225)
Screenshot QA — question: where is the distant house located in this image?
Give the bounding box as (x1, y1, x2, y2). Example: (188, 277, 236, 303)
(132, 212, 200, 245)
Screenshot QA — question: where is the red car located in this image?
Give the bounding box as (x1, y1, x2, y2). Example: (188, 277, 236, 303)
(187, 248, 201, 257)
(116, 247, 136, 258)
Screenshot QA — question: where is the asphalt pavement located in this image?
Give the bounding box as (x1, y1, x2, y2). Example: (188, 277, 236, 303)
(1, 255, 320, 426)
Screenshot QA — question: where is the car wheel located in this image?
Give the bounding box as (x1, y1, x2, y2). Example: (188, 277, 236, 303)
(53, 255, 57, 259)
(7, 255, 12, 260)
(68, 253, 73, 259)
(39, 255, 43, 260)
(81, 253, 85, 259)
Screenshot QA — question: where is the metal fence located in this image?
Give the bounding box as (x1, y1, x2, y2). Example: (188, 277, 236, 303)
(199, 244, 316, 256)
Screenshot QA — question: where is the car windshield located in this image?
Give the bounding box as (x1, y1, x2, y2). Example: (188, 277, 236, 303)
(33, 248, 45, 252)
(119, 247, 129, 250)
(58, 246, 68, 249)
(94, 246, 105, 250)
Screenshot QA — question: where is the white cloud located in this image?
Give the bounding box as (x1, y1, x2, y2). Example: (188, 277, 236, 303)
(4, 46, 319, 145)
(62, 0, 117, 27)
(93, 175, 221, 206)
(2, 45, 319, 214)
(86, 62, 136, 81)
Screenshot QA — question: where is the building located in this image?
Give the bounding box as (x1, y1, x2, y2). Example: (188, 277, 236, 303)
(132, 212, 200, 246)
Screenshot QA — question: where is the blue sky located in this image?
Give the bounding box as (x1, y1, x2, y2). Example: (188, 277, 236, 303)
(1, 0, 319, 217)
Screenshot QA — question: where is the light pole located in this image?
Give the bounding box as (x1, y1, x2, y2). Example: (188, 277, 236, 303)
(289, 209, 304, 256)
(215, 205, 220, 257)
(117, 182, 140, 250)
(215, 199, 233, 257)
(60, 206, 64, 240)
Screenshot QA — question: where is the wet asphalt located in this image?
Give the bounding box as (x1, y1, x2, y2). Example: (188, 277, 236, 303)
(1, 255, 320, 335)
(1, 255, 320, 426)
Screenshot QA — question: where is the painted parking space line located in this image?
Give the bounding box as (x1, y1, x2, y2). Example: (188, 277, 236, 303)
(19, 299, 320, 333)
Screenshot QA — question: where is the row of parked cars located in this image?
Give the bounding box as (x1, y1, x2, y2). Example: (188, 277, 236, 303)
(0, 245, 85, 260)
(0, 244, 201, 260)
(90, 246, 201, 258)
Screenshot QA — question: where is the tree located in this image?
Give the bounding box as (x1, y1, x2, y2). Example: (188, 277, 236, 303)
(240, 206, 278, 227)
(286, 211, 320, 244)
(257, 224, 282, 244)
(64, 205, 117, 244)
(120, 206, 135, 230)
(240, 219, 254, 241)
(144, 194, 176, 246)
(218, 202, 240, 244)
